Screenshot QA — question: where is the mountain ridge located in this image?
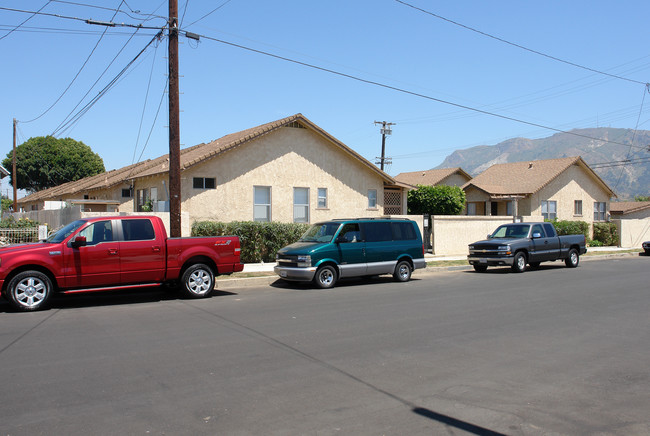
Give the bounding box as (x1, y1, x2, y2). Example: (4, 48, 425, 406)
(435, 128, 650, 199)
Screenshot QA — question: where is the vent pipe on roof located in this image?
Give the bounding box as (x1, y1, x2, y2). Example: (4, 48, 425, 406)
(528, 163, 534, 169)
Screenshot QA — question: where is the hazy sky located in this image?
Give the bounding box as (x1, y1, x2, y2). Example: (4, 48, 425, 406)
(2, 0, 649, 194)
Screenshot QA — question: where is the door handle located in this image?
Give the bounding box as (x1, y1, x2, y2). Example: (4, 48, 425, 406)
(108, 249, 118, 255)
(152, 246, 161, 252)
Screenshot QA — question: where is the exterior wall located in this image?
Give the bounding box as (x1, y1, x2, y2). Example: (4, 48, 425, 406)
(611, 208, 650, 220)
(613, 218, 650, 248)
(441, 173, 471, 187)
(180, 127, 388, 224)
(430, 215, 544, 255)
(530, 164, 611, 224)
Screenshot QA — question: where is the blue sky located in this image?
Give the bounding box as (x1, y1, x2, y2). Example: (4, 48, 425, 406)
(2, 0, 649, 198)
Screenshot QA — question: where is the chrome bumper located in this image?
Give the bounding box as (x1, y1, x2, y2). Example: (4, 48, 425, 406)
(274, 265, 317, 281)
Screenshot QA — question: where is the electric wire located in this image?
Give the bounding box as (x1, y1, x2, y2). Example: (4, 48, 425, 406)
(193, 31, 649, 151)
(183, 0, 233, 28)
(49, 0, 167, 22)
(51, 30, 163, 137)
(131, 40, 161, 165)
(20, 0, 127, 124)
(394, 0, 648, 87)
(0, 0, 52, 41)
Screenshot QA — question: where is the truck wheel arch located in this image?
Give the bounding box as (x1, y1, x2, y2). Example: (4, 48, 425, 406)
(511, 250, 527, 273)
(3, 265, 58, 294)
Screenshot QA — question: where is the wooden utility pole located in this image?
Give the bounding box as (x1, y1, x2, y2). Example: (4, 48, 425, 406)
(168, 0, 181, 237)
(12, 118, 17, 212)
(374, 121, 395, 171)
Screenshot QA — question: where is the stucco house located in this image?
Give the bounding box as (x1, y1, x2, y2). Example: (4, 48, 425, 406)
(17, 114, 409, 224)
(462, 156, 616, 225)
(610, 201, 650, 220)
(394, 167, 472, 188)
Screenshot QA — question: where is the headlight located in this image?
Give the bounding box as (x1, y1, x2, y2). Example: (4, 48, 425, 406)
(296, 255, 311, 268)
(468, 245, 474, 250)
(498, 245, 512, 255)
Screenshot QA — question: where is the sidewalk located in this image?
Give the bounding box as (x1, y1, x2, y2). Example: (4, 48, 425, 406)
(241, 246, 633, 273)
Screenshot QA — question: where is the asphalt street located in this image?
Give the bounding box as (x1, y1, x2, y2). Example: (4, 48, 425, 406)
(0, 256, 648, 435)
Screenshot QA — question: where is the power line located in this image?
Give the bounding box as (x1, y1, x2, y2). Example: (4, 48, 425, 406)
(49, 0, 167, 22)
(193, 31, 649, 151)
(0, 0, 52, 41)
(394, 0, 649, 87)
(183, 0, 233, 28)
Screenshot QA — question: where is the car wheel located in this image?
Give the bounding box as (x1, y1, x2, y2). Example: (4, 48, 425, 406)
(313, 265, 337, 289)
(511, 252, 527, 273)
(473, 265, 488, 273)
(565, 248, 579, 268)
(7, 270, 53, 311)
(393, 260, 412, 282)
(181, 263, 215, 298)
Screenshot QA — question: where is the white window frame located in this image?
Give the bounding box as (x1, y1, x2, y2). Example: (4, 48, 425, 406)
(368, 189, 378, 209)
(193, 177, 216, 189)
(253, 186, 271, 222)
(317, 188, 328, 209)
(293, 187, 310, 223)
(594, 202, 607, 221)
(541, 200, 557, 220)
(574, 200, 583, 216)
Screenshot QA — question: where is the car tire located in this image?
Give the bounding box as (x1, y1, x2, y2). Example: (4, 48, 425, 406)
(181, 263, 215, 298)
(7, 270, 53, 311)
(473, 265, 488, 273)
(393, 260, 412, 282)
(565, 248, 580, 268)
(313, 265, 337, 289)
(511, 252, 527, 273)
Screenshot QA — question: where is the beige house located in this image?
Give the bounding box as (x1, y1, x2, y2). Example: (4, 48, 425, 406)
(462, 156, 616, 225)
(610, 201, 650, 220)
(394, 167, 471, 188)
(17, 114, 409, 224)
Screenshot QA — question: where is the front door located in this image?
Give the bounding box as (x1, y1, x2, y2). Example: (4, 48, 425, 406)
(63, 220, 121, 288)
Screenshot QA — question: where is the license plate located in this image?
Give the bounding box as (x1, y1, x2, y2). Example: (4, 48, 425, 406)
(479, 258, 487, 264)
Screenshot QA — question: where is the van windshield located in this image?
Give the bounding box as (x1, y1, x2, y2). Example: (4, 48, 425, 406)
(299, 222, 341, 243)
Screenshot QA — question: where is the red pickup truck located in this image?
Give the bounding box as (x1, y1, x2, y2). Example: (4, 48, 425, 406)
(0, 216, 243, 311)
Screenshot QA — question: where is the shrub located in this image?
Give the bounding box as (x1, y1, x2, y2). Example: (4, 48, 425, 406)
(548, 219, 589, 238)
(0, 216, 40, 228)
(192, 221, 310, 263)
(592, 222, 619, 246)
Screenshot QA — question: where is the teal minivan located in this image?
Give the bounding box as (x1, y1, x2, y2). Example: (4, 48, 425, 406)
(275, 218, 426, 288)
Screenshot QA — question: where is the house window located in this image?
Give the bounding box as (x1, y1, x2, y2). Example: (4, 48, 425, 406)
(507, 201, 514, 216)
(368, 189, 377, 209)
(254, 186, 271, 222)
(193, 177, 216, 189)
(594, 202, 607, 221)
(541, 200, 557, 220)
(122, 188, 132, 198)
(293, 187, 309, 223)
(136, 189, 150, 212)
(317, 188, 328, 209)
(467, 203, 477, 216)
(574, 200, 583, 216)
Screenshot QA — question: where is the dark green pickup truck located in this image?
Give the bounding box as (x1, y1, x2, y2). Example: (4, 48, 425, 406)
(468, 222, 587, 273)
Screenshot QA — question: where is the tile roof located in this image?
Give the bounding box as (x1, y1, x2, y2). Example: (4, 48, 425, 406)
(394, 167, 471, 187)
(610, 201, 650, 215)
(18, 114, 395, 204)
(462, 156, 616, 197)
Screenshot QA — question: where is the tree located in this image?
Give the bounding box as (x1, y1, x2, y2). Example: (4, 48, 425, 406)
(634, 195, 650, 201)
(407, 185, 466, 215)
(2, 136, 105, 193)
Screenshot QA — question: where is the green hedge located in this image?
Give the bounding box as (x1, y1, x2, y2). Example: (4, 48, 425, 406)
(192, 221, 310, 263)
(592, 222, 619, 246)
(548, 219, 590, 238)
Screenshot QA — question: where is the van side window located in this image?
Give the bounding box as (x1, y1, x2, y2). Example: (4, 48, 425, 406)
(77, 221, 113, 246)
(391, 222, 416, 240)
(339, 223, 361, 243)
(122, 219, 155, 241)
(363, 222, 392, 242)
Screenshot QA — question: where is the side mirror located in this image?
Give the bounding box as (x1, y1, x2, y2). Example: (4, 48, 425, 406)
(532, 232, 542, 239)
(487, 234, 492, 239)
(71, 236, 87, 248)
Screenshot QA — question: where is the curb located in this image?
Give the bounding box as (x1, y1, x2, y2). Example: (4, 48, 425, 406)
(215, 252, 642, 291)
